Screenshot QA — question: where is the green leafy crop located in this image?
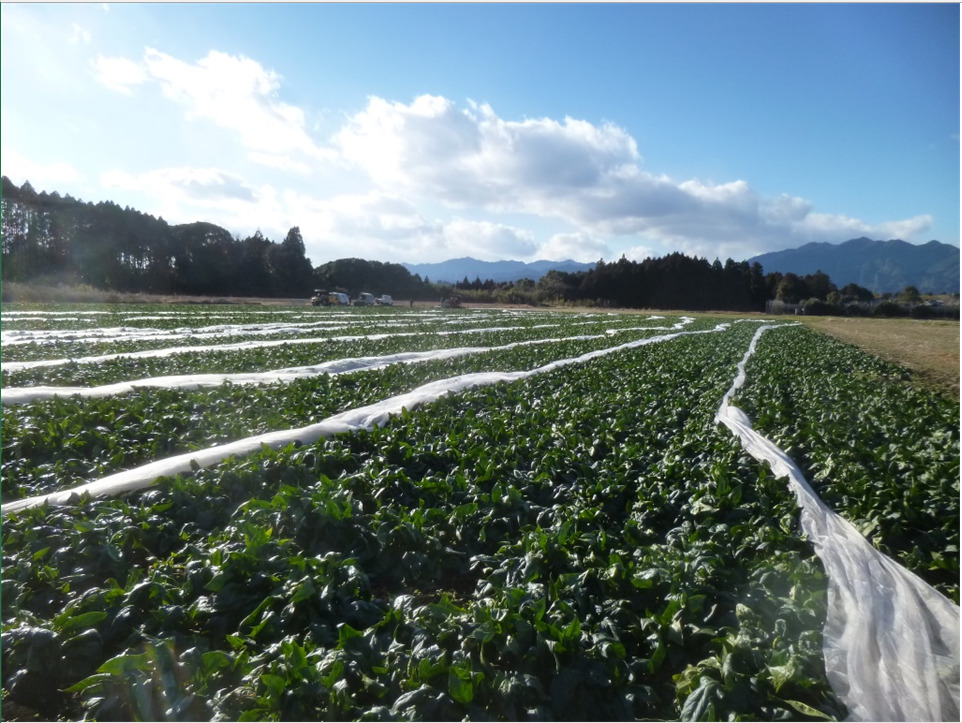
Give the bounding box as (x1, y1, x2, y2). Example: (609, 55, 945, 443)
(1, 306, 955, 721)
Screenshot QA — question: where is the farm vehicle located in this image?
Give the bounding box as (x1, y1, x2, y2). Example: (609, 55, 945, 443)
(311, 290, 351, 306)
(312, 290, 393, 307)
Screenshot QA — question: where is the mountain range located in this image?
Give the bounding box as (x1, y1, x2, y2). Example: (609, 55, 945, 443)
(401, 257, 595, 284)
(404, 238, 959, 294)
(749, 237, 959, 294)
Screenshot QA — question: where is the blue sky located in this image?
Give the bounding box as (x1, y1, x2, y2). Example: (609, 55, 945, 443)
(1, 2, 958, 266)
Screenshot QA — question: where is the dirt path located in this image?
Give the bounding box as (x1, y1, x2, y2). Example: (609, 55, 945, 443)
(800, 316, 960, 400)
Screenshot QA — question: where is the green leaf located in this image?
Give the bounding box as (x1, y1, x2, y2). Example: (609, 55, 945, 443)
(680, 676, 722, 721)
(291, 577, 317, 605)
(31, 546, 50, 561)
(201, 650, 233, 673)
(768, 661, 796, 693)
(783, 699, 835, 720)
(97, 652, 151, 677)
(64, 672, 112, 693)
(261, 673, 287, 695)
(337, 623, 363, 648)
(448, 667, 474, 705)
(57, 610, 107, 635)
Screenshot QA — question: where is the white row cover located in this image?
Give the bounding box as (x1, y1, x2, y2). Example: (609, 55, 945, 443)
(1, 315, 646, 371)
(0, 318, 693, 405)
(715, 324, 960, 722)
(0, 321, 720, 513)
(6, 318, 954, 720)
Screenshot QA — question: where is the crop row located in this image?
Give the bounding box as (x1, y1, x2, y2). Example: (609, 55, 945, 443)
(3, 317, 845, 721)
(1, 312, 668, 386)
(1, 308, 957, 721)
(734, 325, 959, 602)
(0, 315, 573, 366)
(2, 325, 705, 502)
(0, 306, 436, 335)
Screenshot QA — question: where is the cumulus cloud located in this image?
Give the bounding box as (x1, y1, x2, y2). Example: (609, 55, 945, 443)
(83, 53, 937, 263)
(441, 219, 538, 259)
(537, 231, 611, 262)
(318, 193, 437, 242)
(102, 166, 257, 203)
(1, 148, 81, 186)
(98, 165, 281, 238)
(277, 191, 542, 263)
(93, 49, 333, 171)
(794, 212, 933, 244)
(333, 94, 934, 258)
(334, 95, 641, 211)
(267, 190, 439, 262)
(70, 24, 91, 45)
(91, 54, 147, 94)
(620, 244, 660, 262)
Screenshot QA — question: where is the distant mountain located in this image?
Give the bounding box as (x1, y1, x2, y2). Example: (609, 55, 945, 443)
(401, 257, 595, 284)
(749, 238, 960, 293)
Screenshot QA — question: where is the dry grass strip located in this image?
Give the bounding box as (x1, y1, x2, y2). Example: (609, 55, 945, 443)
(801, 316, 960, 401)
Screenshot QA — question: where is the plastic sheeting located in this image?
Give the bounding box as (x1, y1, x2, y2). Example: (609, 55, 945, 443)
(1, 322, 724, 514)
(715, 324, 960, 722)
(1, 314, 685, 370)
(2, 318, 694, 401)
(9, 319, 954, 717)
(1, 338, 586, 405)
(1, 320, 353, 346)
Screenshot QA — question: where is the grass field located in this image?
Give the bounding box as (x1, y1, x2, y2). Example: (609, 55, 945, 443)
(799, 316, 960, 400)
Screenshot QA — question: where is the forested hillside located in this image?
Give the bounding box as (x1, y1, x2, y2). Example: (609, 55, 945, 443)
(750, 237, 960, 294)
(1, 177, 314, 297)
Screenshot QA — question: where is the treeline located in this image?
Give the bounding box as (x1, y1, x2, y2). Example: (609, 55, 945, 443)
(3, 176, 889, 312)
(1, 177, 314, 297)
(442, 257, 870, 312)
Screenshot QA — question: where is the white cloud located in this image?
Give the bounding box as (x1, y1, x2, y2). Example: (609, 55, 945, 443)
(620, 245, 659, 262)
(70, 24, 91, 45)
(99, 166, 279, 237)
(102, 166, 257, 203)
(268, 190, 440, 263)
(142, 48, 334, 169)
(321, 193, 437, 241)
(441, 219, 538, 260)
(247, 153, 312, 175)
(537, 231, 611, 262)
(793, 211, 933, 244)
(275, 192, 541, 263)
(760, 194, 814, 225)
(94, 48, 334, 171)
(1, 148, 81, 186)
(334, 95, 641, 212)
(91, 55, 146, 94)
(333, 94, 934, 259)
(75, 51, 940, 264)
